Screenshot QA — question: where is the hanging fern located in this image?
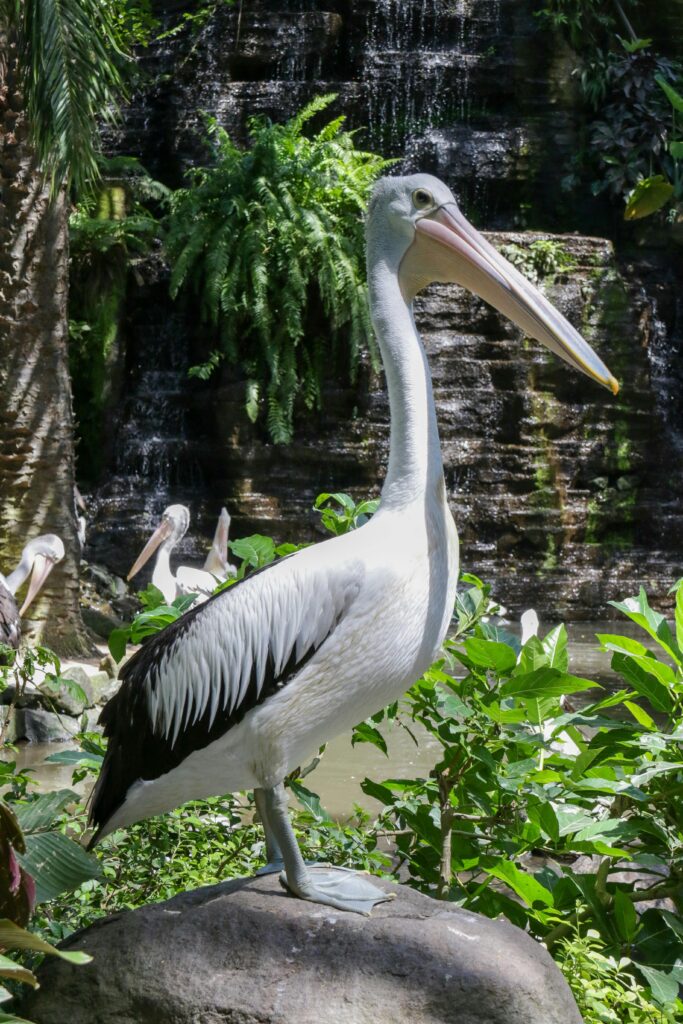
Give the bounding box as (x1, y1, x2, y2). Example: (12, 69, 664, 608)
(166, 94, 393, 444)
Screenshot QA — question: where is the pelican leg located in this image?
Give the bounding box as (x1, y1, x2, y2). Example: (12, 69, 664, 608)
(254, 787, 284, 875)
(262, 783, 394, 916)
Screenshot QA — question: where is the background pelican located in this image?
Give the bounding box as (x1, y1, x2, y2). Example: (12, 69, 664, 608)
(0, 535, 65, 651)
(89, 174, 617, 915)
(203, 507, 236, 579)
(128, 505, 231, 603)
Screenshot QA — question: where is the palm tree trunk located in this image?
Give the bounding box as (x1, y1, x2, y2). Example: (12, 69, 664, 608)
(0, 29, 90, 656)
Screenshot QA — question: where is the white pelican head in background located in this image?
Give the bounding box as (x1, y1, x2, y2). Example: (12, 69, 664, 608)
(128, 504, 232, 603)
(0, 534, 65, 650)
(89, 175, 617, 916)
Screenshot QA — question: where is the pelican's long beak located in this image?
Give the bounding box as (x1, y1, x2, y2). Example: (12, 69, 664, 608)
(401, 203, 619, 395)
(19, 555, 56, 616)
(127, 519, 172, 580)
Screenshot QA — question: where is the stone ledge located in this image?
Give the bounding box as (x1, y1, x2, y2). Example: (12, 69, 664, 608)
(21, 873, 582, 1024)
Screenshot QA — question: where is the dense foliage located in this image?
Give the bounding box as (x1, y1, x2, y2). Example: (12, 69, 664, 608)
(537, 0, 683, 221)
(166, 95, 392, 443)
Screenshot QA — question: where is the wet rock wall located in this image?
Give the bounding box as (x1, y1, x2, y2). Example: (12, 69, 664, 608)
(87, 0, 683, 618)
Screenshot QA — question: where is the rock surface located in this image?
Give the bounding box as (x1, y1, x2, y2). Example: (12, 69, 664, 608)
(22, 873, 582, 1024)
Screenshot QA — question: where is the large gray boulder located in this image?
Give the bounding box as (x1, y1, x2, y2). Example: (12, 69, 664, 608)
(22, 873, 582, 1024)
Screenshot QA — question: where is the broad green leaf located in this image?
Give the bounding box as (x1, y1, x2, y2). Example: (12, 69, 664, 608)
(0, 920, 91, 963)
(542, 624, 568, 671)
(351, 722, 388, 756)
(14, 790, 78, 833)
(637, 964, 681, 1007)
(597, 633, 651, 658)
(573, 818, 641, 844)
(656, 75, 683, 112)
(288, 781, 332, 823)
(630, 762, 683, 786)
(624, 176, 674, 220)
(527, 802, 560, 843)
(670, 141, 683, 160)
(17, 832, 102, 903)
(487, 861, 553, 908)
(360, 778, 401, 806)
(501, 668, 598, 699)
(610, 589, 682, 664)
(45, 749, 103, 767)
(229, 534, 276, 568)
(0, 954, 37, 988)
(624, 700, 655, 730)
(108, 626, 128, 662)
(464, 637, 517, 672)
(611, 653, 673, 713)
(515, 636, 548, 674)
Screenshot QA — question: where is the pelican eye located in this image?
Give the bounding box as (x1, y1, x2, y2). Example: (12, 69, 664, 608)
(412, 188, 434, 210)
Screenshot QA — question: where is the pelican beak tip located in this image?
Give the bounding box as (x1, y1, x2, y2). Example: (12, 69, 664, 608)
(608, 375, 620, 397)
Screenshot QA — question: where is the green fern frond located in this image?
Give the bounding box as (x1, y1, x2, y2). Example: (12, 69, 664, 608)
(165, 93, 392, 442)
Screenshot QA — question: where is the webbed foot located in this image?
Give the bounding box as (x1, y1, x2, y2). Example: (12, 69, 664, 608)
(279, 865, 395, 916)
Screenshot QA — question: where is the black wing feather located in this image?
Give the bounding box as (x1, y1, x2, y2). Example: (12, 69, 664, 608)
(88, 556, 357, 843)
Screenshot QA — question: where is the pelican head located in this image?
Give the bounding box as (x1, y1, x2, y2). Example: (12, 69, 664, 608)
(18, 534, 65, 616)
(367, 174, 619, 395)
(127, 504, 190, 581)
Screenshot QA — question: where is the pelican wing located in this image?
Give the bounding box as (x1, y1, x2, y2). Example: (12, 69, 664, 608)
(0, 578, 20, 651)
(89, 551, 363, 837)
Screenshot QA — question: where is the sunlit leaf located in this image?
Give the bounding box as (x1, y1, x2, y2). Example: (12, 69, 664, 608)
(0, 920, 91, 963)
(487, 861, 553, 908)
(624, 176, 674, 221)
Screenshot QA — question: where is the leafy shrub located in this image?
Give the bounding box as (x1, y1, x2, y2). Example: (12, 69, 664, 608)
(352, 576, 683, 1012)
(166, 95, 392, 443)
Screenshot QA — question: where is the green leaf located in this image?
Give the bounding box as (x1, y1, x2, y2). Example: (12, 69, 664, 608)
(229, 535, 276, 569)
(670, 141, 683, 160)
(0, 920, 92, 963)
(500, 668, 598, 699)
(527, 802, 560, 843)
(624, 700, 656, 730)
(288, 781, 332, 824)
(487, 861, 553, 908)
(108, 627, 128, 663)
(541, 624, 568, 671)
(0, 954, 38, 988)
(45, 749, 103, 767)
(613, 889, 638, 943)
(656, 75, 683, 113)
(464, 637, 517, 672)
(611, 653, 673, 713)
(624, 176, 674, 221)
(351, 722, 388, 755)
(17, 832, 102, 903)
(14, 790, 78, 833)
(636, 964, 681, 1007)
(611, 589, 682, 665)
(360, 779, 397, 806)
(675, 583, 683, 654)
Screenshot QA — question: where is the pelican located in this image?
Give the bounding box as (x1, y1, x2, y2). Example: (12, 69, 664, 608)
(128, 505, 231, 604)
(89, 175, 618, 915)
(203, 507, 236, 579)
(0, 535, 65, 650)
